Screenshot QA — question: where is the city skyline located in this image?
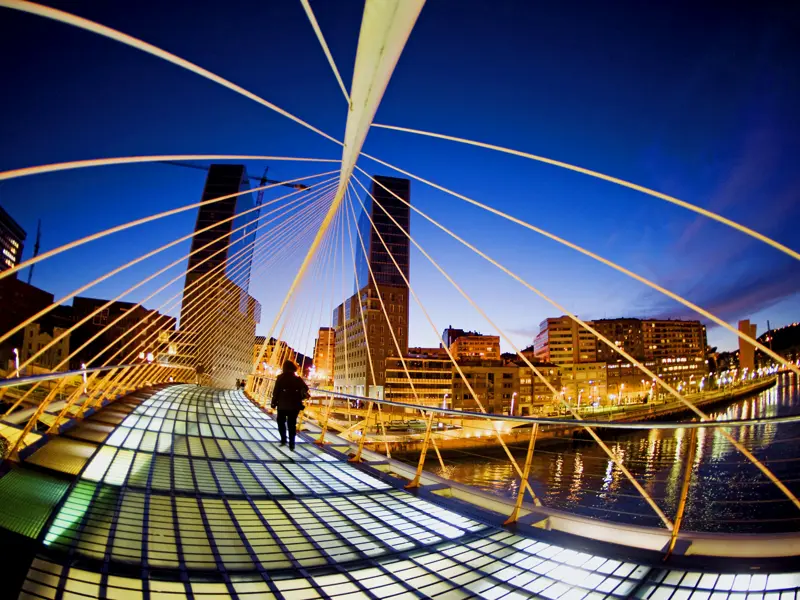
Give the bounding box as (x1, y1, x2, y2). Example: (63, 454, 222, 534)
(1, 191, 792, 359)
(0, 1, 798, 354)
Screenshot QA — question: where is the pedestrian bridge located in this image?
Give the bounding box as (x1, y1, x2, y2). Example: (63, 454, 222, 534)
(2, 384, 798, 599)
(2, 0, 800, 597)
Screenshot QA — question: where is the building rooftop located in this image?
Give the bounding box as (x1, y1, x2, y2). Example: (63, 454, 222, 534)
(0, 203, 27, 240)
(406, 346, 448, 358)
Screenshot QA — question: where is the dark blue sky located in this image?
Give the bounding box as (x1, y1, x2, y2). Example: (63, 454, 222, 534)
(1, 0, 798, 353)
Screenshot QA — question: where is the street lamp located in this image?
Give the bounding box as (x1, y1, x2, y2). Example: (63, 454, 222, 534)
(619, 383, 625, 404)
(510, 392, 517, 416)
(12, 347, 19, 377)
(442, 393, 450, 411)
(81, 362, 87, 393)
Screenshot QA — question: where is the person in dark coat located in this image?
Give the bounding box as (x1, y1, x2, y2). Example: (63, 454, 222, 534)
(270, 361, 309, 450)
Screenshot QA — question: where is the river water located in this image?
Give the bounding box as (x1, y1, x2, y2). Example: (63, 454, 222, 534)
(427, 372, 800, 533)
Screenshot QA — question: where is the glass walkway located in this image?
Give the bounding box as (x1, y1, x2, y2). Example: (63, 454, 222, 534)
(1, 385, 799, 599)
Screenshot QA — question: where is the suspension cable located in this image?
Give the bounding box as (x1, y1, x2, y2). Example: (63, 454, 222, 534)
(352, 177, 678, 525)
(345, 181, 546, 510)
(0, 1, 342, 145)
(5, 186, 334, 418)
(0, 164, 338, 283)
(3, 174, 338, 369)
(370, 123, 800, 263)
(143, 191, 334, 382)
(13, 197, 331, 451)
(85, 193, 332, 406)
(343, 186, 434, 462)
(357, 171, 800, 518)
(359, 151, 800, 379)
(299, 0, 350, 105)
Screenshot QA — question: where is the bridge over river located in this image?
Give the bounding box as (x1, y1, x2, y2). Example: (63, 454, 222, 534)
(2, 0, 800, 597)
(1, 384, 799, 599)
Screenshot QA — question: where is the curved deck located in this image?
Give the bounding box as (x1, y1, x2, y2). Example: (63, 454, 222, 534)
(2, 384, 799, 599)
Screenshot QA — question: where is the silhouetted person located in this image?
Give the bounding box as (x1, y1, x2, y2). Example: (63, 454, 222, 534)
(271, 361, 309, 450)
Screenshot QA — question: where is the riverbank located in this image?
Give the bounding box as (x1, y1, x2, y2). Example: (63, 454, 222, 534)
(594, 376, 777, 423)
(374, 376, 778, 456)
(417, 374, 798, 534)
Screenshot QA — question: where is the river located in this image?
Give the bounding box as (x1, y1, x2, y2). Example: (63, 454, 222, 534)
(423, 372, 800, 533)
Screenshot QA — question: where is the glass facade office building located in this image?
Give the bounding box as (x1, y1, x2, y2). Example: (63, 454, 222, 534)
(354, 175, 410, 291)
(185, 164, 258, 294)
(178, 164, 261, 387)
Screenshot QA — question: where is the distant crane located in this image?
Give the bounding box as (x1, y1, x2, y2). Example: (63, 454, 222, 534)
(159, 161, 306, 292)
(158, 161, 309, 193)
(767, 320, 773, 351)
(253, 167, 270, 211)
(26, 218, 41, 285)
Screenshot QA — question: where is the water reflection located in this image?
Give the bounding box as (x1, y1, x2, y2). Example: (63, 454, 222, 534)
(432, 374, 800, 533)
(600, 459, 613, 497)
(567, 454, 583, 502)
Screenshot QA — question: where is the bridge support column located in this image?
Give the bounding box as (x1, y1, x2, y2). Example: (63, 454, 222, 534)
(349, 401, 373, 463)
(315, 393, 335, 446)
(375, 403, 391, 458)
(504, 424, 539, 525)
(405, 410, 434, 489)
(665, 427, 697, 559)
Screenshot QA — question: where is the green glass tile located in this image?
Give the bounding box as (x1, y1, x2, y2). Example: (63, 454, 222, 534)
(45, 484, 119, 552)
(0, 468, 70, 538)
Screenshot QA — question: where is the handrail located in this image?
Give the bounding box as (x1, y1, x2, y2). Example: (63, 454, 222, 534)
(285, 375, 800, 542)
(298, 379, 794, 431)
(0, 362, 193, 389)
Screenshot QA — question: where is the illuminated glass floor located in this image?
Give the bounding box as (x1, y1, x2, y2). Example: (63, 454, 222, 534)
(6, 385, 800, 599)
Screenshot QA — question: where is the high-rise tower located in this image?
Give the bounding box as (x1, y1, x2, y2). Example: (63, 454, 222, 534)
(177, 164, 261, 388)
(354, 176, 410, 291)
(183, 164, 258, 296)
(333, 176, 410, 398)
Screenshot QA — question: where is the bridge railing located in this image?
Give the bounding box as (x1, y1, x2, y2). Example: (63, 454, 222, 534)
(249, 372, 800, 555)
(0, 362, 194, 459)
